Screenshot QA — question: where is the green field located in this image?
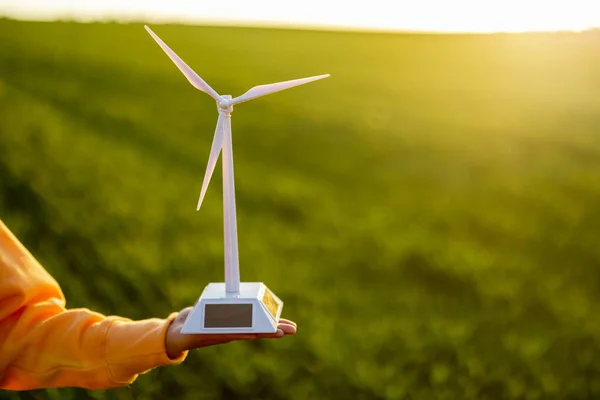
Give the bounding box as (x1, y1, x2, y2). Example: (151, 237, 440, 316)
(1, 18, 600, 399)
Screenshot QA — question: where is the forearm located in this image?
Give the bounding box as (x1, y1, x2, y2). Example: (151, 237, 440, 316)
(0, 219, 187, 390)
(1, 302, 115, 390)
(1, 300, 185, 391)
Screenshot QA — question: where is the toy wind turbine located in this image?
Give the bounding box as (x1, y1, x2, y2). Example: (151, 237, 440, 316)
(145, 25, 329, 333)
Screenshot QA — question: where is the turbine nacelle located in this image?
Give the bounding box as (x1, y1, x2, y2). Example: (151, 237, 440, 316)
(217, 95, 233, 113)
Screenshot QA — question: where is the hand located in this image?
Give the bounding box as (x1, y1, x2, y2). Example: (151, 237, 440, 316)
(165, 306, 297, 359)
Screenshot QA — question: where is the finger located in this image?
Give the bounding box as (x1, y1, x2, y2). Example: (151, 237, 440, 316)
(254, 329, 285, 339)
(175, 307, 193, 322)
(278, 323, 297, 335)
(223, 334, 264, 341)
(215, 334, 259, 341)
(278, 319, 297, 328)
(190, 334, 257, 346)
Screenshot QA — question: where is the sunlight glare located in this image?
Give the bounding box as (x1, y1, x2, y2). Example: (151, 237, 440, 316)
(0, 0, 598, 33)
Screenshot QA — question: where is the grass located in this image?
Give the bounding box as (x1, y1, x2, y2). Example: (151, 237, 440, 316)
(1, 17, 600, 399)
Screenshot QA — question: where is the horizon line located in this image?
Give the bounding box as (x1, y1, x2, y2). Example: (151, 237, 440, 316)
(2, 12, 600, 35)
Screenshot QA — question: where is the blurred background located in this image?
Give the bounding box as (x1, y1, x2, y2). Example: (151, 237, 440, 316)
(1, 1, 600, 399)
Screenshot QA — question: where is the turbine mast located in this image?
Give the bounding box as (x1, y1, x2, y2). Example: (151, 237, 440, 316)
(220, 95, 241, 296)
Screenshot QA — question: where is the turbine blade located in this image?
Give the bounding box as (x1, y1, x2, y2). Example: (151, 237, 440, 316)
(197, 112, 225, 210)
(144, 25, 220, 101)
(231, 74, 330, 105)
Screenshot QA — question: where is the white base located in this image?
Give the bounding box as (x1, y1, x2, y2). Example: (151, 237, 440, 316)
(181, 282, 283, 334)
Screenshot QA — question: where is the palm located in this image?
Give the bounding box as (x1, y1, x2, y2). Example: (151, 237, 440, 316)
(166, 307, 297, 358)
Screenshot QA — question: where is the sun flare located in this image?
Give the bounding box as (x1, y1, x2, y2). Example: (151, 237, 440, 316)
(0, 0, 598, 33)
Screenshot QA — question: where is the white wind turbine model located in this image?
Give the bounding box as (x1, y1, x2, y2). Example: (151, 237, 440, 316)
(145, 25, 329, 333)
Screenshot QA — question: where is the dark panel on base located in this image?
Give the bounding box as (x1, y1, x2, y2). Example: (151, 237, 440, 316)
(204, 304, 253, 328)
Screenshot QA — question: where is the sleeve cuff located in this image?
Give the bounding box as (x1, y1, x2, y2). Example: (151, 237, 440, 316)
(105, 312, 188, 385)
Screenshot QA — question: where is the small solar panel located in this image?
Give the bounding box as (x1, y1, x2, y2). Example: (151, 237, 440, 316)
(262, 289, 279, 318)
(204, 304, 253, 328)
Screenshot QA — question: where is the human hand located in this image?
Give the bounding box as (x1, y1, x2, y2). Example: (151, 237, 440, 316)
(165, 306, 297, 359)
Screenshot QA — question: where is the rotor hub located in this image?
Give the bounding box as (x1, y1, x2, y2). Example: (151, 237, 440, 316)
(218, 95, 233, 113)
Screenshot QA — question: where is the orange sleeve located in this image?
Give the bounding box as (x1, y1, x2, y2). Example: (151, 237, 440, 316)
(0, 219, 188, 390)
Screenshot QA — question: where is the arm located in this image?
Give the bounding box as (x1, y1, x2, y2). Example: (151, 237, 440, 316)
(0, 219, 187, 391)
